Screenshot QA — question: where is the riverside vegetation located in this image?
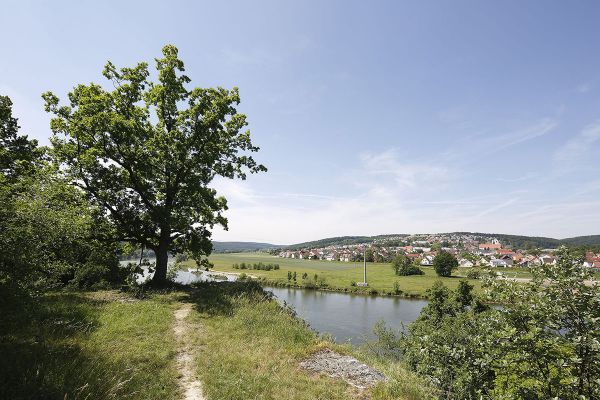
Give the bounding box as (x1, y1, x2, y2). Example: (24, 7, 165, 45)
(1, 46, 432, 399)
(195, 253, 488, 298)
(2, 45, 599, 399)
(1, 282, 434, 400)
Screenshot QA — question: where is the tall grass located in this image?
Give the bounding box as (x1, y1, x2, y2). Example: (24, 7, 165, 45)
(0, 291, 180, 399)
(186, 281, 432, 400)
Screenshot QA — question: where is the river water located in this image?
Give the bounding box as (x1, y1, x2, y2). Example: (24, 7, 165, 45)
(267, 286, 427, 344)
(126, 261, 426, 344)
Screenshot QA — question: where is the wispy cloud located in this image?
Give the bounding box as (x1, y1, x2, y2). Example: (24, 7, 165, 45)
(554, 121, 600, 162)
(496, 173, 537, 183)
(489, 119, 557, 151)
(576, 82, 592, 93)
(474, 198, 519, 218)
(443, 118, 557, 163)
(358, 149, 450, 189)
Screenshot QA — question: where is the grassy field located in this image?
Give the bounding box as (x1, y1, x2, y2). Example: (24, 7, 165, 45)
(189, 281, 433, 400)
(1, 284, 432, 399)
(191, 252, 490, 297)
(0, 290, 181, 399)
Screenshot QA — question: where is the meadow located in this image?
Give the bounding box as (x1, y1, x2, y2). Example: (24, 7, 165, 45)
(187, 253, 483, 297)
(1, 284, 433, 400)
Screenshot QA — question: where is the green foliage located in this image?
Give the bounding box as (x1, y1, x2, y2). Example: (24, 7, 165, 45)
(43, 45, 266, 285)
(392, 255, 424, 276)
(433, 251, 458, 277)
(0, 95, 122, 292)
(232, 262, 279, 271)
(465, 269, 480, 279)
(373, 247, 600, 399)
(485, 247, 600, 399)
(0, 95, 44, 181)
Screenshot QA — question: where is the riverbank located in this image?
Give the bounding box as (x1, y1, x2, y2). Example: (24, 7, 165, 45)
(1, 283, 432, 399)
(196, 252, 486, 299)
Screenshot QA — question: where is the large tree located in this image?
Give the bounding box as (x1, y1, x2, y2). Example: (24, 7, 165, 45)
(433, 251, 458, 277)
(43, 45, 266, 285)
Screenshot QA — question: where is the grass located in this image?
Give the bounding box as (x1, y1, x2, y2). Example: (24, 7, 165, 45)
(186, 281, 432, 400)
(187, 252, 488, 297)
(1, 283, 432, 399)
(0, 290, 181, 400)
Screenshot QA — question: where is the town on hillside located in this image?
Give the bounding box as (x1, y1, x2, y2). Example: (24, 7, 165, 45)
(277, 233, 600, 269)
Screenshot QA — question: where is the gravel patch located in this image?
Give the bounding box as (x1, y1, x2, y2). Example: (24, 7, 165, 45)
(300, 349, 386, 389)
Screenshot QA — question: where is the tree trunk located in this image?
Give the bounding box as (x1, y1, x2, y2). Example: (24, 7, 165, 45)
(152, 228, 171, 286)
(152, 246, 169, 286)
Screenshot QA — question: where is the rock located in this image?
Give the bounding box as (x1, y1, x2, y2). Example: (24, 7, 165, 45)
(299, 349, 386, 389)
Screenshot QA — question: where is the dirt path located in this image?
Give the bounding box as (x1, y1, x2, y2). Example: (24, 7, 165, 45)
(173, 304, 205, 400)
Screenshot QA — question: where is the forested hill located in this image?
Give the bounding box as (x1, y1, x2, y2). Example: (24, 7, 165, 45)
(460, 232, 600, 249)
(286, 234, 409, 250)
(286, 233, 600, 250)
(212, 241, 284, 253)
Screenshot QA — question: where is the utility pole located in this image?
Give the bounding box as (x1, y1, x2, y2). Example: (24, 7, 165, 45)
(363, 249, 367, 284)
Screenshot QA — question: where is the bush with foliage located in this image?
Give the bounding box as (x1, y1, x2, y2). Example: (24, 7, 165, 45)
(465, 269, 480, 279)
(392, 255, 424, 276)
(0, 95, 123, 293)
(232, 262, 279, 271)
(433, 251, 458, 277)
(368, 248, 600, 399)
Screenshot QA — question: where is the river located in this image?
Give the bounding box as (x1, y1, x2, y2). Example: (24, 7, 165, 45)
(267, 286, 427, 344)
(128, 262, 427, 344)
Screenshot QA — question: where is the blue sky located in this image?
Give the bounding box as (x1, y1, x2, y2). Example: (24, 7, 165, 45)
(2, 1, 600, 243)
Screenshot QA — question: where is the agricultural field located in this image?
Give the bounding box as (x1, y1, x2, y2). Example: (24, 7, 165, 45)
(184, 253, 498, 297)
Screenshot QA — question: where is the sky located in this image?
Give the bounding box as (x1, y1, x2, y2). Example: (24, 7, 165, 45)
(2, 0, 600, 244)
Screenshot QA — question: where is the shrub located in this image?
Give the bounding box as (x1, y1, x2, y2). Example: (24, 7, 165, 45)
(392, 255, 424, 276)
(433, 251, 458, 277)
(466, 269, 480, 279)
(393, 281, 403, 295)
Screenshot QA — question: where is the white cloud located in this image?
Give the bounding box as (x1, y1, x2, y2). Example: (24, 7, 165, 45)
(358, 149, 450, 189)
(489, 119, 557, 151)
(443, 118, 557, 163)
(554, 121, 600, 162)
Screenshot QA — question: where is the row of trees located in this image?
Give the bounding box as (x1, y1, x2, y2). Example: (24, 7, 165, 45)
(232, 262, 280, 271)
(1, 45, 265, 295)
(391, 251, 458, 277)
(372, 247, 600, 399)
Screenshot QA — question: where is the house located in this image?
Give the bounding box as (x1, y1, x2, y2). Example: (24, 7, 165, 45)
(497, 249, 516, 257)
(420, 255, 435, 266)
(490, 258, 510, 268)
(479, 243, 502, 251)
(499, 254, 514, 266)
(540, 256, 556, 265)
(325, 252, 338, 261)
(459, 259, 474, 268)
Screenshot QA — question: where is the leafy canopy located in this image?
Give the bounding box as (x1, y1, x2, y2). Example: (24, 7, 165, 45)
(433, 251, 458, 277)
(43, 45, 266, 281)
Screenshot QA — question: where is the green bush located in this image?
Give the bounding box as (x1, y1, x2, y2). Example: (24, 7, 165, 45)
(392, 255, 424, 276)
(465, 269, 480, 279)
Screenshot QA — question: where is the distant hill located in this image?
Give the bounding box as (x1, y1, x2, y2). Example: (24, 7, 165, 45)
(287, 236, 371, 250)
(457, 232, 600, 249)
(212, 241, 284, 253)
(287, 234, 409, 250)
(286, 233, 600, 250)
